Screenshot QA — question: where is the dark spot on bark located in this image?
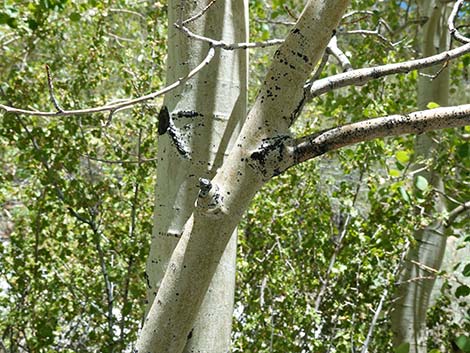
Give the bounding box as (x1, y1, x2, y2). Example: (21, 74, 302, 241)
(293, 28, 300, 34)
(144, 271, 151, 289)
(176, 110, 203, 118)
(249, 135, 290, 178)
(157, 106, 170, 135)
(187, 329, 194, 340)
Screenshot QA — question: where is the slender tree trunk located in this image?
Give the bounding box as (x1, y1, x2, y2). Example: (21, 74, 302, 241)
(391, 1, 450, 352)
(145, 1, 248, 352)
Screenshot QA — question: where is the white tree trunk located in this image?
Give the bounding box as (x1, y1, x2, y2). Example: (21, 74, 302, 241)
(136, 1, 350, 352)
(145, 1, 248, 352)
(391, 1, 450, 352)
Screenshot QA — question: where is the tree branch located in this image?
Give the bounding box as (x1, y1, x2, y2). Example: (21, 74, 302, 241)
(446, 200, 470, 227)
(326, 36, 353, 71)
(0, 48, 215, 117)
(307, 42, 470, 98)
(448, 0, 470, 44)
(292, 104, 470, 166)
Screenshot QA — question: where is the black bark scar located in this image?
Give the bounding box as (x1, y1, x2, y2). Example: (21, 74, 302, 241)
(158, 106, 170, 135)
(157, 106, 190, 158)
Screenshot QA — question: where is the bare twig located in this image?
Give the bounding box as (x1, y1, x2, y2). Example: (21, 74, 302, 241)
(0, 48, 216, 117)
(446, 200, 470, 226)
(0, 35, 20, 47)
(254, 18, 295, 26)
(419, 59, 449, 80)
(175, 22, 284, 50)
(283, 5, 298, 21)
(339, 29, 394, 48)
(45, 64, 64, 113)
(310, 51, 330, 82)
(84, 154, 158, 164)
(109, 8, 146, 20)
(106, 32, 136, 43)
(182, 0, 218, 25)
(360, 245, 408, 353)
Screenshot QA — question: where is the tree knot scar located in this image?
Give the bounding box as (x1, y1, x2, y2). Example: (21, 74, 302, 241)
(197, 178, 227, 217)
(157, 106, 170, 135)
(198, 178, 212, 198)
(157, 106, 191, 158)
(249, 135, 292, 180)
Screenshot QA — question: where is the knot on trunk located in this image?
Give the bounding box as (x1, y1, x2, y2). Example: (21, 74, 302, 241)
(196, 178, 227, 217)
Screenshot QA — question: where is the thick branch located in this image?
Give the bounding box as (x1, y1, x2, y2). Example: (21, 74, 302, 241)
(292, 104, 470, 165)
(307, 42, 470, 98)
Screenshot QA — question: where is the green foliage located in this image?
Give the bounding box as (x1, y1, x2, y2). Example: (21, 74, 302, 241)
(0, 0, 166, 351)
(395, 342, 410, 353)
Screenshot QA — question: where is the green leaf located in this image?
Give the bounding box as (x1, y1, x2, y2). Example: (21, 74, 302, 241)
(389, 169, 401, 177)
(0, 12, 10, 24)
(455, 335, 470, 352)
(426, 101, 440, 109)
(429, 349, 441, 353)
(395, 150, 410, 164)
(463, 263, 470, 277)
(394, 342, 410, 353)
(399, 186, 410, 203)
(455, 285, 470, 298)
(69, 12, 81, 22)
(415, 175, 428, 191)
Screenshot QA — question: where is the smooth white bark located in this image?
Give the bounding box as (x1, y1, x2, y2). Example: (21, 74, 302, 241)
(145, 1, 248, 352)
(135, 1, 350, 352)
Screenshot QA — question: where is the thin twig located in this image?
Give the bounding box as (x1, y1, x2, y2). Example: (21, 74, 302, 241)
(339, 29, 394, 48)
(0, 48, 216, 117)
(109, 8, 146, 20)
(84, 154, 158, 164)
(419, 60, 449, 80)
(446, 200, 470, 227)
(45, 64, 64, 113)
(360, 244, 408, 353)
(175, 23, 284, 50)
(182, 0, 218, 25)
